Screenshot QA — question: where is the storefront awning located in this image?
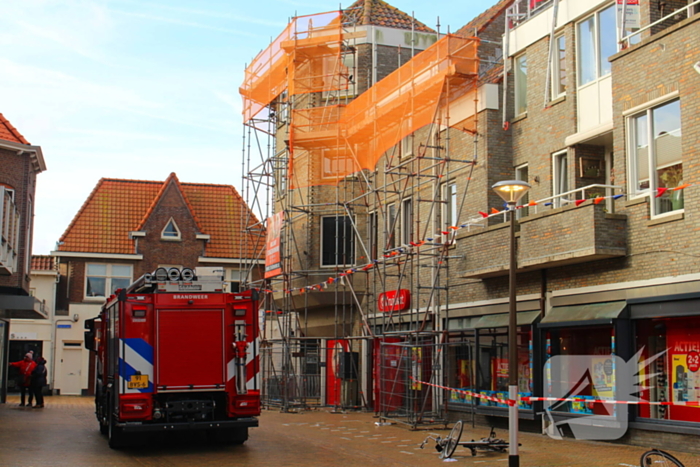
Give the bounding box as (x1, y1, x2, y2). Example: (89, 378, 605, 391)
(473, 310, 541, 329)
(0, 294, 48, 320)
(539, 301, 627, 328)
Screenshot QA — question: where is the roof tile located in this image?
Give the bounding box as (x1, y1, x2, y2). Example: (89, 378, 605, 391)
(31, 255, 56, 271)
(0, 113, 30, 145)
(344, 0, 435, 33)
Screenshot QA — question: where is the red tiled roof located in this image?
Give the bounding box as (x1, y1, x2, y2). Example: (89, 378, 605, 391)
(0, 113, 30, 145)
(455, 0, 513, 38)
(57, 174, 262, 259)
(31, 255, 56, 271)
(345, 0, 435, 33)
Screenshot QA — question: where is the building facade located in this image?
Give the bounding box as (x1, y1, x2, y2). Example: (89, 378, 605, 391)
(51, 173, 263, 395)
(0, 113, 47, 402)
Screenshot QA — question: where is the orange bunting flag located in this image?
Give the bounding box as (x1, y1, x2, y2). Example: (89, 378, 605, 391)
(575, 199, 586, 207)
(673, 183, 690, 191)
(528, 200, 537, 206)
(593, 196, 605, 204)
(491, 207, 500, 214)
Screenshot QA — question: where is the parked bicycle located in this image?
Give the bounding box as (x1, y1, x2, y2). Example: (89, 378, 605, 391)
(640, 448, 685, 467)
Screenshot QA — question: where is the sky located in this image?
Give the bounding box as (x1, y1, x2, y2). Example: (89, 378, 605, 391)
(0, 0, 491, 255)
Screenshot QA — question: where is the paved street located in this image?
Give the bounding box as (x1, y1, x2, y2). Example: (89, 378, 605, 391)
(1, 395, 699, 467)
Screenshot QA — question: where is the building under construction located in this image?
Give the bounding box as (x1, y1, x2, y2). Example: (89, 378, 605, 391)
(240, 0, 700, 451)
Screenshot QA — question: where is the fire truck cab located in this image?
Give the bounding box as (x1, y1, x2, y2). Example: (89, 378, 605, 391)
(84, 267, 260, 448)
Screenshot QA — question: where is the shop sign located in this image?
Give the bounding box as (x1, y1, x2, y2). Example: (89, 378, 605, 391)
(378, 289, 410, 312)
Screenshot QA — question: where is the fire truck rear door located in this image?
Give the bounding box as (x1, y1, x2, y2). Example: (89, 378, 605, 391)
(156, 309, 226, 390)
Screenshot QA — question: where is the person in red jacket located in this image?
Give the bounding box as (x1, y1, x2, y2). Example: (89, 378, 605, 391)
(10, 352, 37, 407)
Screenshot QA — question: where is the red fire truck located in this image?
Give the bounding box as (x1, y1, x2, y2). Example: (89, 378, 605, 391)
(84, 267, 260, 448)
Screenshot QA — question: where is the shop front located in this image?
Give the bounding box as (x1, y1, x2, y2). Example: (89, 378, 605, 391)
(630, 295, 700, 431)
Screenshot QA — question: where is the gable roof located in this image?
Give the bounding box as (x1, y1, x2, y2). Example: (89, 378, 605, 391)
(56, 174, 262, 259)
(0, 113, 30, 145)
(345, 0, 435, 33)
(455, 0, 512, 38)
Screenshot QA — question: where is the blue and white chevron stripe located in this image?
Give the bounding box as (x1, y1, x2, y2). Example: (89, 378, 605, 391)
(119, 338, 154, 394)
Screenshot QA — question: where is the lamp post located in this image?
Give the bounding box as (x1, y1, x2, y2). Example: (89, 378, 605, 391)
(492, 180, 531, 467)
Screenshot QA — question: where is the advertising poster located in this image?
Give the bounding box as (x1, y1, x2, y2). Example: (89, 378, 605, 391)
(411, 347, 422, 390)
(264, 211, 284, 279)
(671, 352, 700, 403)
(591, 356, 615, 400)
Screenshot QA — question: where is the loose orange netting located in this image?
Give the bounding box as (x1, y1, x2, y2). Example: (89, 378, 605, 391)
(240, 10, 480, 189)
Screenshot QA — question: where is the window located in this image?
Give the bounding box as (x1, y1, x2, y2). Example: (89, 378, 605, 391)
(386, 203, 397, 250)
(553, 151, 569, 208)
(322, 148, 354, 180)
(161, 218, 181, 240)
(368, 211, 378, 260)
(85, 264, 132, 298)
(321, 216, 355, 267)
(443, 182, 457, 228)
(577, 5, 616, 87)
(515, 164, 529, 218)
(551, 35, 566, 99)
(515, 54, 528, 115)
(228, 269, 242, 293)
(629, 99, 683, 216)
(400, 134, 414, 159)
(401, 198, 413, 245)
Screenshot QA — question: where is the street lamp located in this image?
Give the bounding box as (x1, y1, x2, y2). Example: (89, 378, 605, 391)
(492, 179, 531, 467)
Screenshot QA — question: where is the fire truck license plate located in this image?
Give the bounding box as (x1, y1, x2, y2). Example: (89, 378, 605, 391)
(127, 375, 149, 389)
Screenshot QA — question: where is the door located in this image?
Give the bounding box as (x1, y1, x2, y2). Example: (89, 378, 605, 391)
(62, 347, 83, 395)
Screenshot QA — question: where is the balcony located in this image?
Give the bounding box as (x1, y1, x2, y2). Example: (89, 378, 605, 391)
(0, 186, 20, 275)
(459, 186, 627, 278)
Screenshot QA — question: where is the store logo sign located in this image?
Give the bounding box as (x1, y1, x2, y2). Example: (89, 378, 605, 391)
(543, 349, 665, 441)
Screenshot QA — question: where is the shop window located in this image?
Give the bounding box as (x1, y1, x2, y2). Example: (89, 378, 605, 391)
(85, 263, 132, 299)
(477, 327, 533, 409)
(635, 317, 700, 423)
(446, 338, 477, 406)
(515, 54, 528, 116)
(544, 325, 614, 415)
(320, 216, 355, 267)
(628, 99, 683, 216)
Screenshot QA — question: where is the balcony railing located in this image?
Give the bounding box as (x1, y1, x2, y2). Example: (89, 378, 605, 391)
(506, 0, 553, 30)
(619, 0, 700, 47)
(0, 186, 20, 275)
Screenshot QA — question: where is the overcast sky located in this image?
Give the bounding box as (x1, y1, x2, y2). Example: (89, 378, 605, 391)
(0, 0, 489, 255)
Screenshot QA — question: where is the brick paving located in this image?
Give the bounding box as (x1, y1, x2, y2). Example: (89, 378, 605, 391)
(1, 395, 699, 467)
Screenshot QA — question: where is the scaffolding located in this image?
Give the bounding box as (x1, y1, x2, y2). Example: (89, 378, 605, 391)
(239, 7, 481, 426)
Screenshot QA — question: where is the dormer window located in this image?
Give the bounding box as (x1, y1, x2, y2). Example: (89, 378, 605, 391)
(161, 218, 181, 241)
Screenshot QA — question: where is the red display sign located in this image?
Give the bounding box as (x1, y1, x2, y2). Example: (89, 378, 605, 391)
(688, 351, 700, 373)
(378, 289, 410, 312)
(264, 212, 284, 279)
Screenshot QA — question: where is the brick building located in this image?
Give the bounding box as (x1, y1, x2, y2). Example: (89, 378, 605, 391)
(51, 172, 263, 395)
(0, 113, 47, 402)
(242, 0, 700, 449)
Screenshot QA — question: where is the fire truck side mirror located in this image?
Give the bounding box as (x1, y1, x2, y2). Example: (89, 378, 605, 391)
(84, 318, 97, 351)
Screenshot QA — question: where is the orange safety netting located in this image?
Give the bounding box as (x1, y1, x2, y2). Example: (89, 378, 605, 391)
(240, 11, 480, 189)
(289, 34, 480, 188)
(240, 11, 347, 122)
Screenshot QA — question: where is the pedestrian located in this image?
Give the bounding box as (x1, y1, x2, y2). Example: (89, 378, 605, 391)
(31, 357, 47, 408)
(9, 352, 37, 407)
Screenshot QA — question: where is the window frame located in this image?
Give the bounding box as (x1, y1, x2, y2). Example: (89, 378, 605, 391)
(551, 34, 567, 99)
(161, 217, 181, 241)
(368, 211, 378, 261)
(442, 182, 458, 229)
(386, 203, 397, 250)
(515, 164, 530, 218)
(514, 53, 528, 116)
(552, 150, 569, 209)
(401, 197, 413, 245)
(84, 263, 133, 301)
(320, 215, 356, 267)
(576, 4, 616, 89)
(626, 98, 683, 217)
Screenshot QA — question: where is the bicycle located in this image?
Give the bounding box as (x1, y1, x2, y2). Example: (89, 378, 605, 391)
(640, 448, 685, 467)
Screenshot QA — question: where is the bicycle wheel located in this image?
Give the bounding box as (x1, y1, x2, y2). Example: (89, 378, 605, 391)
(441, 420, 464, 459)
(640, 449, 684, 467)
